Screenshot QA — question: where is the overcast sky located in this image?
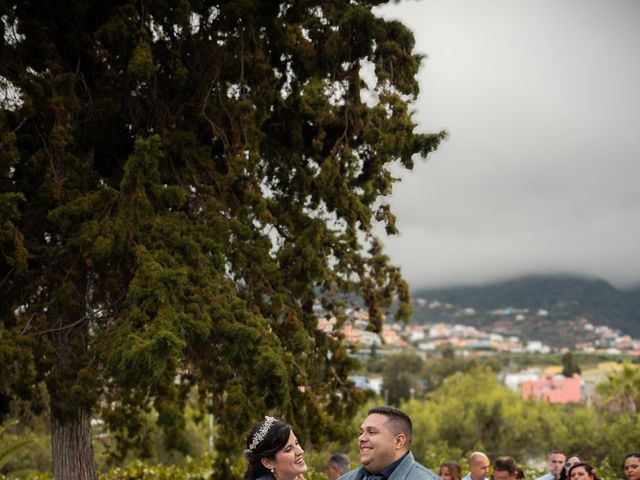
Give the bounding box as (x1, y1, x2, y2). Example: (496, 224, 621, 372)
(372, 0, 640, 290)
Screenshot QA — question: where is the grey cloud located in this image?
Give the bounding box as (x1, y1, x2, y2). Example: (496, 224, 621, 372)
(374, 0, 640, 289)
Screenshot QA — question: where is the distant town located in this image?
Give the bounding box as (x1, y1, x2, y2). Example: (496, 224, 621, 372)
(316, 296, 640, 405)
(318, 302, 640, 356)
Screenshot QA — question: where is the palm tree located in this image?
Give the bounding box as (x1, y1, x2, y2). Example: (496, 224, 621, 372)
(0, 419, 31, 471)
(596, 361, 640, 414)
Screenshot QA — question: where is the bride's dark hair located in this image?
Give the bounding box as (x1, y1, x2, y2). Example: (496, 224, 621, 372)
(244, 417, 292, 480)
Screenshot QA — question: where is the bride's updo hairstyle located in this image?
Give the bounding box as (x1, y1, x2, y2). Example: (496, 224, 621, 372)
(244, 416, 292, 480)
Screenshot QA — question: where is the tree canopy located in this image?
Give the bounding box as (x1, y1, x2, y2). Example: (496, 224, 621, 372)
(402, 366, 640, 469)
(561, 351, 581, 377)
(0, 1, 444, 478)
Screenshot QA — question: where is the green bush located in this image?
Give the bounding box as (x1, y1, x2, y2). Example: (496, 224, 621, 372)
(99, 455, 213, 480)
(0, 473, 52, 480)
(0, 431, 51, 475)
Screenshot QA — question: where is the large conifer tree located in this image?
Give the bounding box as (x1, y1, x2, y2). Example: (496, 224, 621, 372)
(1, 1, 444, 478)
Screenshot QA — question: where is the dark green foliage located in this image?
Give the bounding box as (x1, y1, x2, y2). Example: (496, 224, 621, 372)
(0, 0, 443, 477)
(381, 351, 423, 405)
(404, 367, 640, 469)
(422, 353, 502, 394)
(561, 351, 581, 377)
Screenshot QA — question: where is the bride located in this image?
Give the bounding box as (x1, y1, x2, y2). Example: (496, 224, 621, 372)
(244, 416, 308, 480)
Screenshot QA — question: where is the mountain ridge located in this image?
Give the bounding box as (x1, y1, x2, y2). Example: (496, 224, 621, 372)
(410, 274, 640, 342)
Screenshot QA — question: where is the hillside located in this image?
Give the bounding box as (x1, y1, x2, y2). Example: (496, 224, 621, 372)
(411, 274, 640, 346)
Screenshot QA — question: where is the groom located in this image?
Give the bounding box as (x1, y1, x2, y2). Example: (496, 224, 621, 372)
(339, 406, 439, 480)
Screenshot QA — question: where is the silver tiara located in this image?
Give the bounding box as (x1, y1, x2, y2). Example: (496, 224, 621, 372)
(245, 416, 277, 453)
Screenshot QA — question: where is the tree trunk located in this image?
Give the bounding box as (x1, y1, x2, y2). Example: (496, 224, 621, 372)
(51, 408, 98, 480)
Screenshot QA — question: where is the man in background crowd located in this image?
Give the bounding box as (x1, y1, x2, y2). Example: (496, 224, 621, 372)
(493, 456, 518, 480)
(536, 451, 567, 480)
(462, 452, 491, 480)
(328, 453, 350, 480)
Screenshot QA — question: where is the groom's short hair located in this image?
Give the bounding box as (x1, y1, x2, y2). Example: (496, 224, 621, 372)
(367, 406, 412, 448)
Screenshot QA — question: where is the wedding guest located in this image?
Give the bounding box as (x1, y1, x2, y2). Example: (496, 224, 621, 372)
(440, 462, 462, 480)
(567, 462, 599, 480)
(328, 453, 350, 480)
(623, 452, 640, 480)
(493, 456, 518, 480)
(462, 452, 490, 480)
(535, 451, 566, 480)
(558, 455, 581, 480)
